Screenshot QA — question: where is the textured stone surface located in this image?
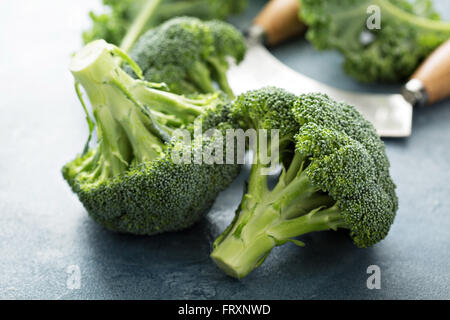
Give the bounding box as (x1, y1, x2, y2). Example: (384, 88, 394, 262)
(0, 0, 449, 299)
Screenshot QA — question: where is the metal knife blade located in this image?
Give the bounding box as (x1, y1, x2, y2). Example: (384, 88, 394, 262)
(228, 42, 413, 138)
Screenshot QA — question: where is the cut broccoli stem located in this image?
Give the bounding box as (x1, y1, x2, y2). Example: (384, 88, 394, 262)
(211, 150, 346, 279)
(69, 40, 212, 183)
(207, 57, 234, 98)
(120, 0, 163, 53)
(211, 197, 345, 279)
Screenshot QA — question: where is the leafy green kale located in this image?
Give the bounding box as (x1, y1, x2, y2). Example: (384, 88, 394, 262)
(128, 17, 246, 98)
(300, 0, 450, 83)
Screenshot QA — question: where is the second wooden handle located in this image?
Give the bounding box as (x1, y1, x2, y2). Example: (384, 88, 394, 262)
(254, 0, 306, 46)
(411, 39, 450, 105)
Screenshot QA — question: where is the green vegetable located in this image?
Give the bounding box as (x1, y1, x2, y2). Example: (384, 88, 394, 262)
(83, 0, 248, 50)
(129, 17, 246, 98)
(63, 40, 240, 235)
(211, 87, 398, 279)
(300, 0, 450, 83)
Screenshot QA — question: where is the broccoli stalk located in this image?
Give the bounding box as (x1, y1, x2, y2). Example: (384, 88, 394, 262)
(207, 56, 234, 98)
(156, 0, 246, 21)
(211, 88, 398, 279)
(211, 149, 345, 279)
(83, 0, 248, 48)
(68, 39, 209, 184)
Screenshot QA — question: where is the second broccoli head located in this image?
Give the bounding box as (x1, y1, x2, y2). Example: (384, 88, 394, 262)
(63, 40, 240, 235)
(129, 17, 246, 98)
(211, 87, 398, 279)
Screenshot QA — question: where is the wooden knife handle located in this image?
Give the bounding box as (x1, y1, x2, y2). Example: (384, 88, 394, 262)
(253, 0, 306, 46)
(407, 40, 450, 105)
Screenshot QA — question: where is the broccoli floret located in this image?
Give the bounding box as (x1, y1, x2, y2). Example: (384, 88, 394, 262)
(203, 20, 247, 98)
(300, 0, 450, 83)
(129, 17, 246, 98)
(83, 0, 248, 49)
(63, 40, 240, 235)
(211, 87, 398, 279)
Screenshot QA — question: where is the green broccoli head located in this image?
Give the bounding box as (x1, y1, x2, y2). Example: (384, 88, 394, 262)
(64, 140, 240, 235)
(206, 20, 246, 64)
(129, 17, 246, 98)
(294, 94, 397, 247)
(211, 88, 398, 279)
(231, 87, 299, 137)
(63, 40, 240, 235)
(300, 0, 450, 83)
(83, 0, 248, 46)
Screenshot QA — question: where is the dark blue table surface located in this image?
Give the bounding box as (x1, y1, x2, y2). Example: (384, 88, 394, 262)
(0, 0, 449, 299)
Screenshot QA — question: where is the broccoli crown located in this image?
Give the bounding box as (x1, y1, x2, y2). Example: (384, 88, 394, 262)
(83, 0, 248, 46)
(63, 40, 240, 235)
(294, 94, 398, 247)
(205, 20, 246, 64)
(231, 87, 299, 137)
(211, 88, 398, 279)
(129, 17, 246, 98)
(300, 0, 450, 83)
(64, 139, 240, 235)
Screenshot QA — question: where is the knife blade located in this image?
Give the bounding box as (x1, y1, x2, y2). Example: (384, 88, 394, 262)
(228, 39, 413, 138)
